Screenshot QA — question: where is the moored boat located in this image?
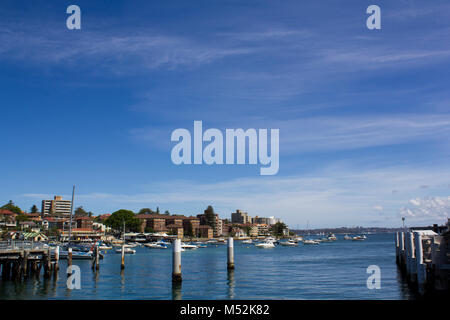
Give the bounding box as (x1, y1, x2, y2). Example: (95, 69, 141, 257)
(255, 240, 275, 249)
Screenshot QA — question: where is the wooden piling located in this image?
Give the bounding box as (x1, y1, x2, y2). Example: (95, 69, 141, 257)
(227, 237, 235, 270)
(43, 250, 50, 278)
(68, 247, 72, 267)
(121, 245, 125, 270)
(414, 232, 426, 295)
(172, 239, 182, 283)
(22, 250, 29, 277)
(12, 260, 21, 280)
(407, 232, 417, 283)
(395, 232, 399, 264)
(400, 232, 405, 268)
(95, 245, 100, 271)
(54, 246, 59, 272)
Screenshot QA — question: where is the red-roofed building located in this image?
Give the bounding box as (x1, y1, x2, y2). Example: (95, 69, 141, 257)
(75, 216, 94, 230)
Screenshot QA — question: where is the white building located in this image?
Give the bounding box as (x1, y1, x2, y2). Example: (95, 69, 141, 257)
(41, 196, 72, 215)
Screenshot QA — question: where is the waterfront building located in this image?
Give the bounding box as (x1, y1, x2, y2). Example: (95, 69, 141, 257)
(196, 225, 214, 239)
(75, 216, 94, 229)
(197, 213, 223, 237)
(135, 214, 166, 233)
(231, 210, 251, 224)
(253, 216, 270, 225)
(41, 196, 72, 215)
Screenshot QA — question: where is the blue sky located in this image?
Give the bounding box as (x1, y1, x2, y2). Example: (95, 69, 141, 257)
(1, 0, 450, 228)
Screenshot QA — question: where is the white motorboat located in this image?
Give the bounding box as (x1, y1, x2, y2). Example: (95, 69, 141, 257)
(280, 239, 298, 246)
(144, 241, 168, 249)
(242, 239, 253, 244)
(303, 239, 320, 245)
(255, 240, 275, 249)
(124, 243, 140, 248)
(327, 233, 337, 241)
(344, 234, 352, 240)
(352, 236, 365, 241)
(98, 245, 112, 250)
(181, 243, 198, 250)
(115, 247, 136, 254)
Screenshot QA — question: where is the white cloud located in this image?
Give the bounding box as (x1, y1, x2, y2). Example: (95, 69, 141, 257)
(400, 196, 450, 224)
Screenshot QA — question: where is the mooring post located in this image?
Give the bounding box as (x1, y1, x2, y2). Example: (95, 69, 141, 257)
(12, 260, 21, 280)
(227, 237, 235, 270)
(54, 246, 59, 272)
(400, 232, 405, 268)
(43, 249, 50, 278)
(31, 261, 38, 277)
(23, 250, 29, 277)
(414, 232, 426, 295)
(121, 245, 125, 270)
(408, 232, 416, 282)
(96, 245, 100, 271)
(395, 232, 399, 264)
(405, 232, 411, 278)
(68, 247, 72, 268)
(172, 239, 182, 283)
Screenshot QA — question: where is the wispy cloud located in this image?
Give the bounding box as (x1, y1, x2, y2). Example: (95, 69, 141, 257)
(22, 165, 450, 227)
(0, 26, 253, 73)
(130, 113, 450, 154)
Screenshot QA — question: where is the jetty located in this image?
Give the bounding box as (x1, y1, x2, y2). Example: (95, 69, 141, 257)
(0, 241, 59, 280)
(395, 220, 450, 296)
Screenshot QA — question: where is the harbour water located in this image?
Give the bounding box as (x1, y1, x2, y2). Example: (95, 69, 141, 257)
(0, 233, 416, 300)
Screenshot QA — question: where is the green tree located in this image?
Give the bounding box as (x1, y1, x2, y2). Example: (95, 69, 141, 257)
(30, 205, 39, 213)
(164, 210, 170, 215)
(184, 222, 194, 237)
(156, 207, 160, 214)
(203, 205, 216, 228)
(138, 208, 155, 215)
(15, 214, 30, 223)
(104, 209, 141, 232)
(74, 206, 88, 217)
(271, 222, 287, 237)
(1, 200, 22, 214)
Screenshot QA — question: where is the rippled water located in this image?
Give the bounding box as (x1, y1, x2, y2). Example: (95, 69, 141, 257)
(0, 233, 416, 299)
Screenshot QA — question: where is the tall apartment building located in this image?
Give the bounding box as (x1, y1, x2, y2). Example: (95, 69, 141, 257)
(197, 213, 224, 237)
(41, 196, 72, 215)
(231, 210, 251, 224)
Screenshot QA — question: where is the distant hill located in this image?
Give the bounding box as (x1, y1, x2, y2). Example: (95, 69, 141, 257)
(291, 226, 403, 235)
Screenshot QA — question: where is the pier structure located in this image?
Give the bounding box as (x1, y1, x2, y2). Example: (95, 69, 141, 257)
(395, 230, 449, 296)
(0, 241, 58, 280)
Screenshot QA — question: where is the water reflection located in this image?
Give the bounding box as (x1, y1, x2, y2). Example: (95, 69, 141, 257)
(172, 282, 182, 300)
(396, 268, 418, 300)
(120, 269, 125, 293)
(227, 269, 235, 299)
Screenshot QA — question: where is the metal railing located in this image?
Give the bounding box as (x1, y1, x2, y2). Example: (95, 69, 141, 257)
(0, 240, 48, 251)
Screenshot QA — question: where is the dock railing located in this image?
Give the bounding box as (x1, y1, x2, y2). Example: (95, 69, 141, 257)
(0, 240, 48, 251)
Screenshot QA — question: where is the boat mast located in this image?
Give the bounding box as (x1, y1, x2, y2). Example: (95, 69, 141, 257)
(68, 185, 75, 245)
